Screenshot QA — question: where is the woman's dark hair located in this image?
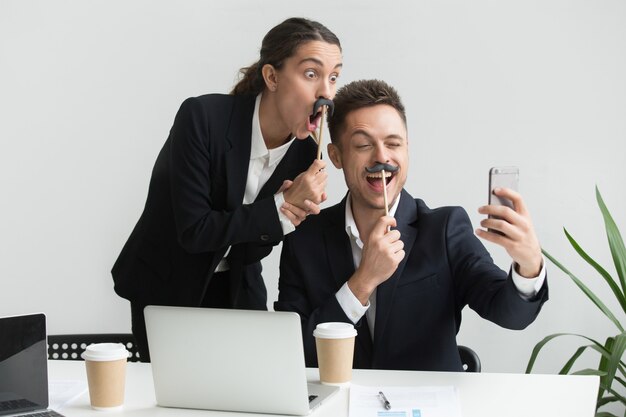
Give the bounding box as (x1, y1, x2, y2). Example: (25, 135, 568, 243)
(231, 17, 341, 95)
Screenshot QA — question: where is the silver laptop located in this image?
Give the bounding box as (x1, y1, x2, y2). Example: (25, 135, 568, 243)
(144, 306, 339, 415)
(0, 313, 65, 417)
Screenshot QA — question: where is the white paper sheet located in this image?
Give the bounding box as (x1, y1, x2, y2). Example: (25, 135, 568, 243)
(49, 380, 88, 410)
(349, 384, 462, 417)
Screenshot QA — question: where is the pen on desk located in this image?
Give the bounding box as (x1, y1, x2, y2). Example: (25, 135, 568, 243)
(378, 391, 391, 410)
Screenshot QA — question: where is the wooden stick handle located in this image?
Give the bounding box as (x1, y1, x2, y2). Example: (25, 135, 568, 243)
(382, 169, 389, 216)
(316, 106, 327, 160)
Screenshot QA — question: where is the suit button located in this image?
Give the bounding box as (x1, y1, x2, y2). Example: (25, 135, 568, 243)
(260, 234, 269, 242)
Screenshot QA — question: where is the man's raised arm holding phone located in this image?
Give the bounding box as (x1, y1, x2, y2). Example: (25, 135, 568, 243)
(479, 168, 545, 292)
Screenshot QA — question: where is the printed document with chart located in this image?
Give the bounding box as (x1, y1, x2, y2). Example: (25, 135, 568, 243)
(349, 384, 462, 417)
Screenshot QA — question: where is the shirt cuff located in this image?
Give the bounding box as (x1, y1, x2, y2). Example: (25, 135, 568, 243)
(511, 257, 547, 301)
(335, 282, 369, 324)
(274, 192, 296, 236)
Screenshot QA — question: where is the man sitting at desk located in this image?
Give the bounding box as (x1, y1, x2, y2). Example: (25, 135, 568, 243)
(274, 79, 548, 371)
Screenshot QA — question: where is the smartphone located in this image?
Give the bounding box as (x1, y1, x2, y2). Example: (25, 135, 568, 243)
(488, 167, 519, 234)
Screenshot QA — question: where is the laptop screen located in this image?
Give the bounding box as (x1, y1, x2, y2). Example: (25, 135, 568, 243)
(0, 313, 49, 416)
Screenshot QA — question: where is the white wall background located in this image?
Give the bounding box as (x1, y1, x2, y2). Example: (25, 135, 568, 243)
(2, 0, 625, 381)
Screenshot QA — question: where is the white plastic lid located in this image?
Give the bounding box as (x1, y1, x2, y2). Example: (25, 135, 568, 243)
(313, 322, 357, 339)
(81, 343, 130, 362)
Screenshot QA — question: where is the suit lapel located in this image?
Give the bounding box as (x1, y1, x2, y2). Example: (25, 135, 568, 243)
(373, 190, 419, 345)
(224, 95, 255, 210)
(322, 198, 356, 288)
(221, 95, 254, 307)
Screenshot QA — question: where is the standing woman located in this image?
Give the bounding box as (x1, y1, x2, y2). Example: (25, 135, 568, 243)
(112, 17, 343, 361)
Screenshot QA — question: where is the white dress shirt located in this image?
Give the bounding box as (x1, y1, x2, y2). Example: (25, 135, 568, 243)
(214, 93, 296, 272)
(335, 192, 547, 340)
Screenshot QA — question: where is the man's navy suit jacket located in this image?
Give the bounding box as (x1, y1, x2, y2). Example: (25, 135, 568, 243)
(275, 190, 548, 371)
(112, 93, 317, 309)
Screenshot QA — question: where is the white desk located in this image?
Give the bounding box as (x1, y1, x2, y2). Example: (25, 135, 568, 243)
(49, 361, 599, 417)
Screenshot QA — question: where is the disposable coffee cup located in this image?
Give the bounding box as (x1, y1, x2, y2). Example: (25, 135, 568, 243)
(313, 322, 357, 386)
(81, 343, 130, 410)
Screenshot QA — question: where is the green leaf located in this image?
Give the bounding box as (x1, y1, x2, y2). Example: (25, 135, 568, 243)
(589, 343, 617, 360)
(603, 333, 626, 395)
(560, 345, 591, 374)
(564, 228, 626, 315)
(526, 333, 567, 373)
(597, 396, 620, 407)
(613, 375, 626, 388)
(543, 248, 624, 332)
(595, 412, 618, 417)
(572, 368, 607, 376)
(599, 383, 626, 404)
(596, 187, 626, 299)
(526, 333, 612, 373)
(596, 383, 626, 416)
(597, 337, 615, 402)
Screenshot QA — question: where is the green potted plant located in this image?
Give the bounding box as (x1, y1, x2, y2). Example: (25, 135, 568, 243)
(526, 187, 626, 417)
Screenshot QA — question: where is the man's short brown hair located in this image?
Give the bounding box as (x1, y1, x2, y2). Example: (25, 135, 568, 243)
(327, 79, 407, 144)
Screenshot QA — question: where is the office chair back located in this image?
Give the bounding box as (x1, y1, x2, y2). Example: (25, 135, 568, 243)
(458, 345, 481, 372)
(47, 333, 141, 362)
(47, 334, 478, 371)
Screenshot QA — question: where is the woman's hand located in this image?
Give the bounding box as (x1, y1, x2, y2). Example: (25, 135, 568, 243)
(283, 159, 328, 211)
(278, 177, 325, 227)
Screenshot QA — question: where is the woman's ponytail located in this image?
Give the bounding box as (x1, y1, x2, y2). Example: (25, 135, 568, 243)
(231, 62, 265, 95)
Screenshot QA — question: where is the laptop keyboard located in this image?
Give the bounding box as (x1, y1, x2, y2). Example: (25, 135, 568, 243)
(17, 411, 65, 417)
(0, 399, 65, 417)
(308, 395, 318, 403)
(1, 399, 65, 416)
(0, 399, 37, 412)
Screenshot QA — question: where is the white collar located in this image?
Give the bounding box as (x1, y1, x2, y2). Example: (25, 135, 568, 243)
(345, 191, 402, 243)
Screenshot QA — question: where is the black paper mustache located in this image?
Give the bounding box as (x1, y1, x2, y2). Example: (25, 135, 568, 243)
(365, 163, 399, 173)
(311, 98, 335, 117)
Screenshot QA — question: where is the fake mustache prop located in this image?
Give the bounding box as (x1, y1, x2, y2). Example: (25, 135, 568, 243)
(365, 163, 399, 217)
(311, 98, 335, 160)
(312, 98, 335, 118)
(365, 163, 399, 174)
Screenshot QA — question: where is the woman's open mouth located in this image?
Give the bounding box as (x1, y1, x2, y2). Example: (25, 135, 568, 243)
(308, 98, 334, 134)
(308, 110, 323, 133)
